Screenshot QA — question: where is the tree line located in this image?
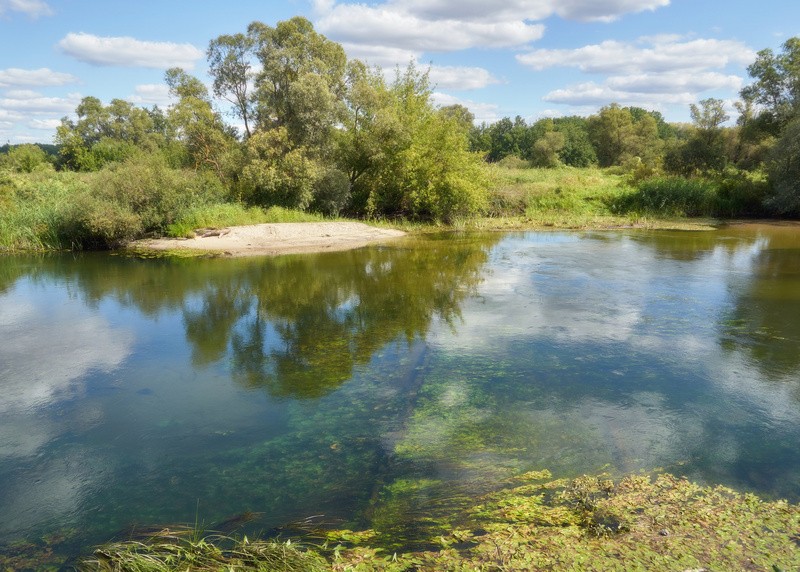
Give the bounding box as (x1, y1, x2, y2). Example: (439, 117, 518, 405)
(45, 16, 486, 222)
(3, 20, 800, 225)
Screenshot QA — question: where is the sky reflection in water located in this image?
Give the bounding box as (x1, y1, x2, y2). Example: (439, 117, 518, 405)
(0, 226, 798, 558)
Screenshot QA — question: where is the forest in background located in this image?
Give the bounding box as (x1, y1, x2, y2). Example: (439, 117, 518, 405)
(2, 17, 800, 250)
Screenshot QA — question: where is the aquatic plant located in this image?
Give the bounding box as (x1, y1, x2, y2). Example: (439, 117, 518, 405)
(76, 526, 327, 572)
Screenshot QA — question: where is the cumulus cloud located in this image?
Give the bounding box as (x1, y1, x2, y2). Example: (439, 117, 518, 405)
(428, 65, 500, 90)
(0, 67, 78, 88)
(0, 0, 53, 18)
(517, 37, 754, 73)
(58, 32, 203, 69)
(340, 42, 420, 68)
(27, 118, 61, 130)
(542, 81, 694, 107)
(316, 3, 545, 52)
(325, 0, 669, 27)
(605, 71, 743, 94)
(0, 90, 80, 114)
(518, 35, 755, 110)
(431, 92, 500, 123)
(128, 83, 174, 107)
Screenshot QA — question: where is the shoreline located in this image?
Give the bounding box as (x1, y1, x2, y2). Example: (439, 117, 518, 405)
(132, 221, 407, 257)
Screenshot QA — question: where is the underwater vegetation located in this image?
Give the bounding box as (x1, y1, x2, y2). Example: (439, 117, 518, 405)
(63, 470, 800, 571)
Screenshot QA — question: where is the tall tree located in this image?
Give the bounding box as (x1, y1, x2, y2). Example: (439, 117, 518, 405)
(207, 33, 256, 138)
(165, 67, 237, 176)
(741, 37, 800, 132)
(248, 16, 347, 150)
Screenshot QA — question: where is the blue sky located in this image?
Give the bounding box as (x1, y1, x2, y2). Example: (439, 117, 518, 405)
(1, 0, 798, 144)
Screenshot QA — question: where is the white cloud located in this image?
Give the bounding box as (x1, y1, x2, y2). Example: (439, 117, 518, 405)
(605, 72, 742, 94)
(518, 36, 754, 111)
(428, 65, 500, 90)
(27, 118, 61, 130)
(542, 81, 693, 107)
(128, 83, 173, 107)
(431, 92, 500, 124)
(0, 90, 80, 114)
(554, 0, 669, 22)
(340, 42, 420, 68)
(352, 0, 669, 24)
(0, 67, 78, 88)
(517, 37, 754, 74)
(58, 32, 203, 70)
(0, 0, 53, 18)
(317, 3, 545, 52)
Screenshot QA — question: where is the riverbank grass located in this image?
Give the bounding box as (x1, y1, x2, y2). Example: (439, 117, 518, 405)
(73, 471, 800, 571)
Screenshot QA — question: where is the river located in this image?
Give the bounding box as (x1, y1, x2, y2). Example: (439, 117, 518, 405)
(1, 224, 798, 565)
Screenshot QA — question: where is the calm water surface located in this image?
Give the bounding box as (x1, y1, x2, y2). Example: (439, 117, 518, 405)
(1, 225, 799, 562)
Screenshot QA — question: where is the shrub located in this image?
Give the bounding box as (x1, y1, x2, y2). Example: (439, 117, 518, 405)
(765, 118, 800, 217)
(310, 167, 350, 216)
(75, 155, 226, 247)
(613, 176, 716, 216)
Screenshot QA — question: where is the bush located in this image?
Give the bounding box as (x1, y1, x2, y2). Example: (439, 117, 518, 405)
(75, 155, 226, 247)
(613, 176, 716, 216)
(496, 155, 530, 170)
(311, 167, 350, 216)
(714, 170, 769, 217)
(0, 171, 90, 250)
(765, 118, 800, 217)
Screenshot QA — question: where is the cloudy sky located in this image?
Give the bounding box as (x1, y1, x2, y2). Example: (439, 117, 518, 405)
(1, 0, 798, 144)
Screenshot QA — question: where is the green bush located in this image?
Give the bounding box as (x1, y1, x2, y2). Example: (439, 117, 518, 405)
(765, 118, 800, 217)
(0, 171, 90, 250)
(714, 170, 769, 217)
(613, 172, 770, 219)
(613, 176, 716, 216)
(75, 155, 226, 247)
(310, 167, 350, 216)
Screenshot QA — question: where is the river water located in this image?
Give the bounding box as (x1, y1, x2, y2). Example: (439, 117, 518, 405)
(1, 225, 798, 563)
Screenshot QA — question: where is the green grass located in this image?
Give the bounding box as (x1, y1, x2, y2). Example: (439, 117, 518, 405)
(166, 204, 328, 237)
(76, 527, 327, 572)
(474, 164, 715, 230)
(60, 471, 800, 571)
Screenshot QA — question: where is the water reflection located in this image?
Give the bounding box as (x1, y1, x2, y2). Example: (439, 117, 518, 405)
(384, 227, 800, 521)
(1, 226, 800, 565)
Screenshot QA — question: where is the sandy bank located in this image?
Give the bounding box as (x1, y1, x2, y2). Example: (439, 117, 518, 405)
(133, 221, 406, 257)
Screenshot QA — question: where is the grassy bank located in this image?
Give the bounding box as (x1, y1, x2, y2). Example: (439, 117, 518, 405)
(1, 163, 753, 253)
(0, 163, 328, 252)
(44, 470, 799, 571)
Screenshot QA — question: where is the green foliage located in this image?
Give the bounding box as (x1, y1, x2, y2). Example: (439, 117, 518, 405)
(166, 204, 325, 238)
(325, 472, 800, 571)
(78, 155, 226, 246)
(165, 67, 239, 177)
(78, 472, 800, 571)
(55, 96, 166, 171)
(249, 16, 347, 150)
(207, 32, 256, 138)
(741, 37, 800, 131)
(311, 166, 351, 216)
(0, 143, 53, 173)
(614, 176, 717, 216)
(77, 528, 327, 572)
(553, 116, 597, 167)
(485, 164, 636, 227)
(615, 168, 769, 219)
(239, 127, 320, 210)
(589, 104, 664, 168)
(765, 118, 800, 216)
(530, 130, 565, 168)
(0, 170, 89, 250)
(351, 65, 489, 221)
